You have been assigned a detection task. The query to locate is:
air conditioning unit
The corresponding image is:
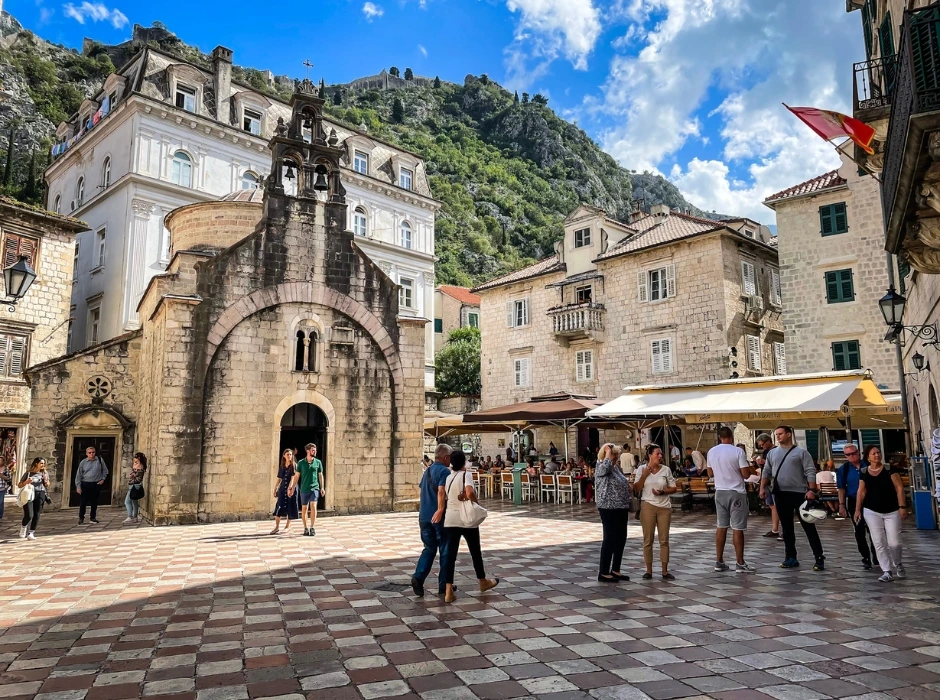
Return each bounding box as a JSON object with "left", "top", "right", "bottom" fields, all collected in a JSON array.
[{"left": 747, "top": 294, "right": 764, "bottom": 312}]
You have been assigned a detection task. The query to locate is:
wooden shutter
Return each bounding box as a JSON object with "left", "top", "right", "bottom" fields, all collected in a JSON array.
[
  {"left": 805, "top": 430, "right": 820, "bottom": 460},
  {"left": 741, "top": 260, "right": 756, "bottom": 295},
  {"left": 651, "top": 340, "right": 662, "bottom": 374},
  {"left": 9, "top": 335, "right": 25, "bottom": 376},
  {"left": 862, "top": 0, "right": 873, "bottom": 58},
  {"left": 506, "top": 301, "right": 514, "bottom": 328},
  {"left": 879, "top": 11, "right": 895, "bottom": 58},
  {"left": 637, "top": 271, "right": 648, "bottom": 302},
  {"left": 521, "top": 358, "right": 530, "bottom": 387},
  {"left": 665, "top": 264, "right": 676, "bottom": 298},
  {"left": 820, "top": 205, "right": 834, "bottom": 236},
  {"left": 832, "top": 342, "right": 846, "bottom": 371},
  {"left": 898, "top": 259, "right": 911, "bottom": 295},
  {"left": 840, "top": 269, "right": 854, "bottom": 300},
  {"left": 660, "top": 339, "right": 673, "bottom": 373},
  {"left": 773, "top": 342, "right": 787, "bottom": 375},
  {"left": 833, "top": 202, "right": 848, "bottom": 233},
  {"left": 746, "top": 334, "right": 761, "bottom": 371},
  {"left": 0, "top": 334, "right": 7, "bottom": 376},
  {"left": 770, "top": 270, "right": 782, "bottom": 306},
  {"left": 825, "top": 271, "right": 839, "bottom": 301},
  {"left": 521, "top": 298, "right": 529, "bottom": 326},
  {"left": 2, "top": 233, "right": 38, "bottom": 269},
  {"left": 846, "top": 340, "right": 861, "bottom": 369},
  {"left": 861, "top": 429, "right": 882, "bottom": 453}
]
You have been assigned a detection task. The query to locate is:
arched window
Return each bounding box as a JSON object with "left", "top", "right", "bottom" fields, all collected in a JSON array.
[
  {"left": 241, "top": 171, "right": 259, "bottom": 190},
  {"left": 53, "top": 194, "right": 61, "bottom": 214},
  {"left": 171, "top": 151, "right": 193, "bottom": 187},
  {"left": 101, "top": 156, "right": 111, "bottom": 189},
  {"left": 76, "top": 176, "right": 85, "bottom": 207},
  {"left": 353, "top": 207, "right": 367, "bottom": 237},
  {"left": 930, "top": 385, "right": 939, "bottom": 433},
  {"left": 293, "top": 328, "right": 320, "bottom": 372},
  {"left": 295, "top": 330, "right": 306, "bottom": 371},
  {"left": 307, "top": 330, "right": 318, "bottom": 372},
  {"left": 400, "top": 221, "right": 412, "bottom": 249}
]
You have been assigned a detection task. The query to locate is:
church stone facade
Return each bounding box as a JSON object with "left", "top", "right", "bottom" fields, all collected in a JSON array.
[{"left": 26, "top": 82, "right": 425, "bottom": 524}]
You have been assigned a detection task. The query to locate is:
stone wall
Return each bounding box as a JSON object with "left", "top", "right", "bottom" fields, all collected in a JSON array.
[
  {"left": 773, "top": 162, "right": 898, "bottom": 390},
  {"left": 167, "top": 200, "right": 263, "bottom": 256}
]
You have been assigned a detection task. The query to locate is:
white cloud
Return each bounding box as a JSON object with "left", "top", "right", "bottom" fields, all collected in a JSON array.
[
  {"left": 62, "top": 1, "right": 127, "bottom": 27},
  {"left": 418, "top": 44, "right": 428, "bottom": 57},
  {"left": 595, "top": 0, "right": 863, "bottom": 222},
  {"left": 503, "top": 0, "right": 601, "bottom": 88},
  {"left": 362, "top": 2, "right": 384, "bottom": 20}
]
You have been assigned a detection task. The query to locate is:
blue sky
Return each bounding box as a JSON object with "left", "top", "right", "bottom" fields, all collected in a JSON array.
[{"left": 7, "top": 0, "right": 864, "bottom": 223}]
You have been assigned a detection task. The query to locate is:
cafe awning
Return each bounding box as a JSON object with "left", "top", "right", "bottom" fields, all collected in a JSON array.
[
  {"left": 587, "top": 371, "right": 892, "bottom": 428},
  {"left": 424, "top": 411, "right": 526, "bottom": 438},
  {"left": 464, "top": 392, "right": 605, "bottom": 423}
]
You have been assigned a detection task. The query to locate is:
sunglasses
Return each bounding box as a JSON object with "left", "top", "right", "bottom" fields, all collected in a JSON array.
[{"left": 844, "top": 451, "right": 858, "bottom": 456}]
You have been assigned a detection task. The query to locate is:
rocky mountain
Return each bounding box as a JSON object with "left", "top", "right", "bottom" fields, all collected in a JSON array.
[{"left": 0, "top": 14, "right": 711, "bottom": 285}]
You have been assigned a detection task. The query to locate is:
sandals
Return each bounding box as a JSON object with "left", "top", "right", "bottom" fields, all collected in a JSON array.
[
  {"left": 269, "top": 527, "right": 279, "bottom": 535},
  {"left": 662, "top": 572, "right": 675, "bottom": 580}
]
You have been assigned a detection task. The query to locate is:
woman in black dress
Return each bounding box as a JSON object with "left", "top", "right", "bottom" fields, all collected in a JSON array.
[{"left": 271, "top": 448, "right": 299, "bottom": 534}]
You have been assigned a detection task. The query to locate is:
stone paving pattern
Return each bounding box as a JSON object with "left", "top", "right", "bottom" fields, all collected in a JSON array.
[{"left": 1, "top": 499, "right": 939, "bottom": 700}]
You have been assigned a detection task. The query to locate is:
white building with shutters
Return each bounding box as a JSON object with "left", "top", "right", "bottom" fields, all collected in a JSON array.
[
  {"left": 43, "top": 44, "right": 440, "bottom": 389},
  {"left": 473, "top": 204, "right": 783, "bottom": 457},
  {"left": 0, "top": 196, "right": 86, "bottom": 474},
  {"left": 764, "top": 158, "right": 904, "bottom": 460}
]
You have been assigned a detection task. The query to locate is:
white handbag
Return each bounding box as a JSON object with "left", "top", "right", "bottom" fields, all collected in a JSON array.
[
  {"left": 447, "top": 472, "right": 488, "bottom": 528},
  {"left": 17, "top": 483, "right": 34, "bottom": 506}
]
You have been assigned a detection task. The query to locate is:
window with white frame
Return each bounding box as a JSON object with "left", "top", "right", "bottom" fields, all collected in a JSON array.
[
  {"left": 574, "top": 228, "right": 591, "bottom": 248},
  {"left": 88, "top": 305, "right": 101, "bottom": 346},
  {"left": 353, "top": 208, "right": 367, "bottom": 236},
  {"left": 575, "top": 284, "right": 592, "bottom": 304},
  {"left": 513, "top": 357, "right": 531, "bottom": 388},
  {"left": 76, "top": 176, "right": 85, "bottom": 207},
  {"left": 651, "top": 338, "right": 673, "bottom": 375},
  {"left": 770, "top": 269, "right": 782, "bottom": 306},
  {"left": 243, "top": 108, "right": 262, "bottom": 136},
  {"left": 0, "top": 331, "right": 29, "bottom": 379},
  {"left": 53, "top": 194, "right": 61, "bottom": 214},
  {"left": 101, "top": 156, "right": 111, "bottom": 189},
  {"left": 741, "top": 260, "right": 757, "bottom": 296},
  {"left": 399, "top": 167, "right": 413, "bottom": 190},
  {"left": 172, "top": 151, "right": 193, "bottom": 188},
  {"left": 241, "top": 171, "right": 259, "bottom": 190},
  {"left": 576, "top": 349, "right": 594, "bottom": 382},
  {"left": 354, "top": 151, "right": 369, "bottom": 175},
  {"left": 400, "top": 221, "right": 412, "bottom": 249},
  {"left": 399, "top": 277, "right": 414, "bottom": 309},
  {"left": 467, "top": 311, "right": 479, "bottom": 328},
  {"left": 773, "top": 341, "right": 787, "bottom": 375},
  {"left": 746, "top": 334, "right": 762, "bottom": 371},
  {"left": 506, "top": 298, "right": 529, "bottom": 328},
  {"left": 175, "top": 83, "right": 197, "bottom": 112},
  {"left": 638, "top": 265, "right": 676, "bottom": 302},
  {"left": 94, "top": 227, "right": 106, "bottom": 268},
  {"left": 107, "top": 90, "right": 117, "bottom": 110}
]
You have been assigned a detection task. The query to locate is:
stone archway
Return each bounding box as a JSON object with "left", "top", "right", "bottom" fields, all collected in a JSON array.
[{"left": 272, "top": 390, "right": 336, "bottom": 510}]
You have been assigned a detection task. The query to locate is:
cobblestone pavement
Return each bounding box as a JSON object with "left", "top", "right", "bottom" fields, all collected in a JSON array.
[{"left": 1, "top": 498, "right": 940, "bottom": 700}]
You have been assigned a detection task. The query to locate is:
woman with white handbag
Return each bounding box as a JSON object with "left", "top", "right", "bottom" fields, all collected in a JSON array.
[
  {"left": 441, "top": 450, "right": 499, "bottom": 603},
  {"left": 17, "top": 458, "right": 50, "bottom": 539}
]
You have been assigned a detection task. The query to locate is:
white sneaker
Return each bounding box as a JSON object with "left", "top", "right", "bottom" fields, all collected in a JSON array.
[
  {"left": 19, "top": 526, "right": 27, "bottom": 539},
  {"left": 123, "top": 517, "right": 134, "bottom": 523},
  {"left": 878, "top": 571, "right": 894, "bottom": 582},
  {"left": 135, "top": 516, "right": 142, "bottom": 523},
  {"left": 895, "top": 565, "right": 906, "bottom": 579},
  {"left": 26, "top": 532, "right": 36, "bottom": 540},
  {"left": 736, "top": 561, "right": 757, "bottom": 573}
]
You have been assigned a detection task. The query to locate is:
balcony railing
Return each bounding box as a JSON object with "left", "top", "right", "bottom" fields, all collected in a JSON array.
[
  {"left": 547, "top": 302, "right": 605, "bottom": 336},
  {"left": 853, "top": 54, "right": 897, "bottom": 114}
]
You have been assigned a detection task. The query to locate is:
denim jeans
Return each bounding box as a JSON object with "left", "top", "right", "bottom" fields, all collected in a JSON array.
[
  {"left": 413, "top": 521, "right": 450, "bottom": 591},
  {"left": 125, "top": 488, "right": 140, "bottom": 519}
]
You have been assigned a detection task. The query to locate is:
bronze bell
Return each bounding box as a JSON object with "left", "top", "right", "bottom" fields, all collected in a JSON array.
[
  {"left": 284, "top": 162, "right": 296, "bottom": 180},
  {"left": 313, "top": 171, "right": 329, "bottom": 191}
]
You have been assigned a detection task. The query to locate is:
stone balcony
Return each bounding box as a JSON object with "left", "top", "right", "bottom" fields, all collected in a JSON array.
[{"left": 547, "top": 302, "right": 605, "bottom": 344}]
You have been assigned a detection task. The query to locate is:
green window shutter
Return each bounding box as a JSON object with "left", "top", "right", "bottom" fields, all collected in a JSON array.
[
  {"left": 805, "top": 430, "right": 819, "bottom": 461},
  {"left": 847, "top": 340, "right": 861, "bottom": 369},
  {"left": 820, "top": 205, "right": 834, "bottom": 235},
  {"left": 825, "top": 271, "right": 839, "bottom": 302},
  {"left": 880, "top": 12, "right": 895, "bottom": 57},
  {"left": 840, "top": 269, "right": 855, "bottom": 301},
  {"left": 833, "top": 202, "right": 848, "bottom": 233},
  {"left": 862, "top": 0, "right": 875, "bottom": 58},
  {"left": 898, "top": 259, "right": 911, "bottom": 295},
  {"left": 861, "top": 429, "right": 882, "bottom": 453},
  {"left": 825, "top": 269, "right": 854, "bottom": 303},
  {"left": 434, "top": 318, "right": 443, "bottom": 333},
  {"left": 832, "top": 342, "right": 845, "bottom": 370}
]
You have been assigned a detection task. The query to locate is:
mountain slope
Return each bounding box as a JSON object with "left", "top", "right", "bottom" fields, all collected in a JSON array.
[{"left": 0, "top": 15, "right": 710, "bottom": 285}]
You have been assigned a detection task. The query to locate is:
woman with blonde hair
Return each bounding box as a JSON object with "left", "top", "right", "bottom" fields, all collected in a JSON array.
[
  {"left": 271, "top": 448, "right": 299, "bottom": 534},
  {"left": 18, "top": 457, "right": 50, "bottom": 539},
  {"left": 634, "top": 444, "right": 678, "bottom": 580}
]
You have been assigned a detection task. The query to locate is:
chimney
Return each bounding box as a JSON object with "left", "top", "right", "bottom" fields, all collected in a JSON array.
[
  {"left": 211, "top": 45, "right": 233, "bottom": 123},
  {"left": 650, "top": 204, "right": 671, "bottom": 218}
]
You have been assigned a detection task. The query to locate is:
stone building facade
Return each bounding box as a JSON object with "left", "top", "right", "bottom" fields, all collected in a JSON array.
[
  {"left": 473, "top": 205, "right": 783, "bottom": 457},
  {"left": 26, "top": 83, "right": 425, "bottom": 523},
  {"left": 434, "top": 285, "right": 480, "bottom": 347},
  {"left": 0, "top": 197, "right": 85, "bottom": 475}
]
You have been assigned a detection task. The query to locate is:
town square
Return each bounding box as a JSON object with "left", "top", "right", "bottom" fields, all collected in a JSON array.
[{"left": 2, "top": 0, "right": 940, "bottom": 698}]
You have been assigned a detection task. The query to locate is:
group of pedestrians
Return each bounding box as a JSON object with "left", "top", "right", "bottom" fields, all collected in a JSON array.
[
  {"left": 270, "top": 443, "right": 324, "bottom": 536},
  {"left": 412, "top": 443, "right": 499, "bottom": 603}
]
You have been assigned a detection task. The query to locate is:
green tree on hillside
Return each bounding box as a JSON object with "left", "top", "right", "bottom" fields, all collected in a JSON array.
[
  {"left": 434, "top": 76, "right": 441, "bottom": 88},
  {"left": 391, "top": 97, "right": 404, "bottom": 123},
  {"left": 435, "top": 327, "right": 481, "bottom": 397},
  {"left": 389, "top": 66, "right": 400, "bottom": 77},
  {"left": 404, "top": 67, "right": 414, "bottom": 80}
]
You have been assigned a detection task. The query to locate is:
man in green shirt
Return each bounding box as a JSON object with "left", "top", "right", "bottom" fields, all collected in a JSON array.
[{"left": 290, "top": 443, "right": 324, "bottom": 536}]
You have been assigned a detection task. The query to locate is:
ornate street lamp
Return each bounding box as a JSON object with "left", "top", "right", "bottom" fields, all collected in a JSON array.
[
  {"left": 2, "top": 255, "right": 37, "bottom": 312},
  {"left": 913, "top": 351, "right": 930, "bottom": 373},
  {"left": 879, "top": 286, "right": 939, "bottom": 346}
]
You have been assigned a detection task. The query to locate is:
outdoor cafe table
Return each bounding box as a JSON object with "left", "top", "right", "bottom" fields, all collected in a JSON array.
[{"left": 477, "top": 472, "right": 494, "bottom": 498}]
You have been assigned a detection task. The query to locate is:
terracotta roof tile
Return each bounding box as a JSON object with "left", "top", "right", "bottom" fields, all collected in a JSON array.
[
  {"left": 472, "top": 256, "right": 564, "bottom": 293},
  {"left": 437, "top": 285, "right": 481, "bottom": 306},
  {"left": 597, "top": 213, "right": 721, "bottom": 260},
  {"left": 763, "top": 170, "right": 847, "bottom": 204}
]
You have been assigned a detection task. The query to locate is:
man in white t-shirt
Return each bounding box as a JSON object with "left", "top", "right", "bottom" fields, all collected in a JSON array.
[
  {"left": 619, "top": 445, "right": 637, "bottom": 475},
  {"left": 707, "top": 426, "right": 757, "bottom": 573}
]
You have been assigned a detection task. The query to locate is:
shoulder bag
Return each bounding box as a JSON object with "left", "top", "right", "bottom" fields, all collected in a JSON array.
[
  {"left": 130, "top": 483, "right": 145, "bottom": 500},
  {"left": 447, "top": 471, "right": 488, "bottom": 528},
  {"left": 767, "top": 446, "right": 797, "bottom": 494},
  {"left": 17, "top": 483, "right": 34, "bottom": 506}
]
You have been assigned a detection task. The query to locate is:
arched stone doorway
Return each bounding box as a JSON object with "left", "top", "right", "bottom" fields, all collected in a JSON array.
[
  {"left": 280, "top": 403, "right": 328, "bottom": 510},
  {"left": 930, "top": 386, "right": 940, "bottom": 436}
]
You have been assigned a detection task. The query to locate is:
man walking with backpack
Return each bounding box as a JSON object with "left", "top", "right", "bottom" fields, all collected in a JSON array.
[
  {"left": 760, "top": 426, "right": 825, "bottom": 570},
  {"left": 837, "top": 442, "right": 877, "bottom": 569}
]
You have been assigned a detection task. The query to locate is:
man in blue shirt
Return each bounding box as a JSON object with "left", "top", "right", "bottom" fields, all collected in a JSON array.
[
  {"left": 837, "top": 443, "right": 877, "bottom": 569},
  {"left": 412, "top": 444, "right": 452, "bottom": 597}
]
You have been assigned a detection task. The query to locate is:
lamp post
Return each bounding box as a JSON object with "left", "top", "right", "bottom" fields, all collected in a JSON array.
[{"left": 2, "top": 255, "right": 37, "bottom": 312}]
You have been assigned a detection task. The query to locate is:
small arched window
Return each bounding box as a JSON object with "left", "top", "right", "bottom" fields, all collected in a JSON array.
[
  {"left": 293, "top": 328, "right": 320, "bottom": 373},
  {"left": 241, "top": 171, "right": 259, "bottom": 190},
  {"left": 53, "top": 194, "right": 61, "bottom": 214},
  {"left": 101, "top": 156, "right": 111, "bottom": 189},
  {"left": 400, "top": 221, "right": 412, "bottom": 249},
  {"left": 353, "top": 207, "right": 367, "bottom": 236},
  {"left": 76, "top": 176, "right": 85, "bottom": 207},
  {"left": 307, "top": 330, "right": 318, "bottom": 372},
  {"left": 295, "top": 330, "right": 306, "bottom": 371},
  {"left": 171, "top": 151, "right": 193, "bottom": 188}
]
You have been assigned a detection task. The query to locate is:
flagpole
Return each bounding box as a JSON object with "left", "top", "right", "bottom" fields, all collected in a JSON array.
[{"left": 834, "top": 140, "right": 882, "bottom": 182}]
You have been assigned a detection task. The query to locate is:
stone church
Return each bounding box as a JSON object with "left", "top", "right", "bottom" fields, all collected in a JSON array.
[{"left": 26, "top": 81, "right": 426, "bottom": 524}]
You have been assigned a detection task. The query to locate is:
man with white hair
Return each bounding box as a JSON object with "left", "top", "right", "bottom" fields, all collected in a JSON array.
[{"left": 412, "top": 443, "right": 453, "bottom": 597}]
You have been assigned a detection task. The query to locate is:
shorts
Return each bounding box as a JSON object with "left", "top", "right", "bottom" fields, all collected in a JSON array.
[
  {"left": 716, "top": 490, "right": 748, "bottom": 531},
  {"left": 300, "top": 489, "right": 320, "bottom": 506},
  {"left": 764, "top": 493, "right": 775, "bottom": 506}
]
